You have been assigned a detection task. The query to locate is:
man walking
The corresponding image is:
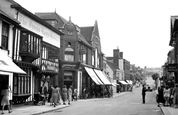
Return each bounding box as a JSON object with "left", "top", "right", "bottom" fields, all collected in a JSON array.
[{"left": 142, "top": 84, "right": 146, "bottom": 104}]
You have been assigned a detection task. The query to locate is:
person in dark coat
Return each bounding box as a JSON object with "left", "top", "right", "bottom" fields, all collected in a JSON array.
[
  {"left": 142, "top": 84, "right": 146, "bottom": 104},
  {"left": 48, "top": 85, "right": 53, "bottom": 103},
  {"left": 157, "top": 85, "right": 165, "bottom": 107}
]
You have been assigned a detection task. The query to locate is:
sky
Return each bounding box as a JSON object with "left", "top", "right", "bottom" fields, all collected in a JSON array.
[{"left": 14, "top": 0, "right": 176, "bottom": 68}]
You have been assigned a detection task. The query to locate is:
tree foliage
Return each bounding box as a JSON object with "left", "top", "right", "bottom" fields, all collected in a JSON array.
[{"left": 152, "top": 73, "right": 159, "bottom": 81}]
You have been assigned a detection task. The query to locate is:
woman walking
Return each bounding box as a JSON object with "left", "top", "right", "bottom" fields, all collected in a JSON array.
[
  {"left": 68, "top": 86, "right": 72, "bottom": 105},
  {"left": 51, "top": 85, "right": 59, "bottom": 107},
  {"left": 173, "top": 84, "right": 178, "bottom": 108},
  {"left": 1, "top": 85, "right": 12, "bottom": 114},
  {"left": 62, "top": 85, "right": 67, "bottom": 105}
]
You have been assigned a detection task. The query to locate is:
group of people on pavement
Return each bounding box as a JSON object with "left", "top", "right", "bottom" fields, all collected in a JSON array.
[
  {"left": 47, "top": 85, "right": 78, "bottom": 107},
  {"left": 156, "top": 84, "right": 178, "bottom": 108},
  {"left": 141, "top": 83, "right": 178, "bottom": 109},
  {"left": 82, "top": 86, "right": 113, "bottom": 99},
  {"left": 35, "top": 84, "right": 78, "bottom": 107}
]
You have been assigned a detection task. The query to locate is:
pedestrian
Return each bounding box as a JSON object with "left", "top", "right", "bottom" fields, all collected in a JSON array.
[
  {"left": 83, "top": 87, "right": 88, "bottom": 99},
  {"left": 51, "top": 85, "right": 59, "bottom": 107},
  {"left": 57, "top": 86, "right": 61, "bottom": 105},
  {"left": 48, "top": 85, "right": 53, "bottom": 103},
  {"left": 1, "top": 85, "right": 12, "bottom": 114},
  {"left": 172, "top": 84, "right": 178, "bottom": 108},
  {"left": 67, "top": 85, "right": 72, "bottom": 105},
  {"left": 42, "top": 86, "right": 47, "bottom": 105},
  {"left": 142, "top": 84, "right": 146, "bottom": 104},
  {"left": 157, "top": 85, "right": 165, "bottom": 107},
  {"left": 73, "top": 88, "right": 78, "bottom": 101},
  {"left": 62, "top": 85, "right": 67, "bottom": 105},
  {"left": 163, "top": 86, "right": 170, "bottom": 106},
  {"left": 169, "top": 86, "right": 174, "bottom": 107}
]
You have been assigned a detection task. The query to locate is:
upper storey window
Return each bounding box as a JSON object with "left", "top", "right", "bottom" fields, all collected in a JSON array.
[
  {"left": 1, "top": 22, "right": 9, "bottom": 50},
  {"left": 64, "top": 42, "right": 74, "bottom": 61}
]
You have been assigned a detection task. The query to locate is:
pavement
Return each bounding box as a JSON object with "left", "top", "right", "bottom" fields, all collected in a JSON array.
[
  {"left": 160, "top": 106, "right": 178, "bottom": 115},
  {"left": 1, "top": 92, "right": 124, "bottom": 115},
  {"left": 1, "top": 91, "right": 177, "bottom": 115}
]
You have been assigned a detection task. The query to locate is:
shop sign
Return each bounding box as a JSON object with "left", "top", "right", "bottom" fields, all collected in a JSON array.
[
  {"left": 62, "top": 64, "right": 77, "bottom": 69},
  {"left": 60, "top": 61, "right": 80, "bottom": 69},
  {"left": 42, "top": 60, "right": 59, "bottom": 72},
  {"left": 79, "top": 49, "right": 86, "bottom": 55},
  {"left": 18, "top": 13, "right": 60, "bottom": 47},
  {"left": 167, "top": 64, "right": 178, "bottom": 72}
]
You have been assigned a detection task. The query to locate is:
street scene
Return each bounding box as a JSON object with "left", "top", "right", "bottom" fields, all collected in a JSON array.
[
  {"left": 38, "top": 86, "right": 162, "bottom": 115},
  {"left": 0, "top": 0, "right": 178, "bottom": 115}
]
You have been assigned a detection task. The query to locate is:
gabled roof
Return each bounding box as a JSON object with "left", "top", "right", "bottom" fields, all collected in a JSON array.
[
  {"left": 107, "top": 61, "right": 120, "bottom": 71},
  {"left": 35, "top": 12, "right": 68, "bottom": 29},
  {"left": 80, "top": 26, "right": 94, "bottom": 43}
]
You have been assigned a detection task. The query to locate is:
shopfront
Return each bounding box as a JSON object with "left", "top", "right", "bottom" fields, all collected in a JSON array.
[
  {"left": 59, "top": 61, "right": 80, "bottom": 89},
  {"left": 0, "top": 49, "right": 26, "bottom": 106}
]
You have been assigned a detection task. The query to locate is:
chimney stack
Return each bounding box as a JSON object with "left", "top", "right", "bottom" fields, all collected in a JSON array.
[
  {"left": 113, "top": 46, "right": 120, "bottom": 67},
  {"left": 120, "top": 52, "right": 123, "bottom": 59}
]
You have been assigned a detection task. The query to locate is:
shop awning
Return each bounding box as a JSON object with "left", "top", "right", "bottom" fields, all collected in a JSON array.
[
  {"left": 126, "top": 80, "right": 133, "bottom": 85},
  {"left": 111, "top": 82, "right": 119, "bottom": 86},
  {"left": 93, "top": 69, "right": 112, "bottom": 85},
  {"left": 119, "top": 81, "right": 128, "bottom": 85},
  {"left": 84, "top": 67, "right": 103, "bottom": 85},
  {"left": 0, "top": 50, "right": 26, "bottom": 74}
]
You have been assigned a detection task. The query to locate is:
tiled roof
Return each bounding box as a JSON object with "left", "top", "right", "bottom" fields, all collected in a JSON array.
[
  {"left": 78, "top": 32, "right": 92, "bottom": 48},
  {"left": 107, "top": 61, "right": 119, "bottom": 70},
  {"left": 35, "top": 12, "right": 68, "bottom": 28},
  {"left": 80, "top": 26, "right": 94, "bottom": 43}
]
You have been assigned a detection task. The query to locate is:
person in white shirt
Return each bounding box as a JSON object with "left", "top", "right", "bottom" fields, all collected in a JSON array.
[{"left": 163, "top": 86, "right": 170, "bottom": 106}]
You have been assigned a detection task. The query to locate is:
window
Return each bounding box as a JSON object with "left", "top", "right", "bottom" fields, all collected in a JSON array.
[
  {"left": 20, "top": 31, "right": 41, "bottom": 55},
  {"left": 64, "top": 42, "right": 74, "bottom": 61},
  {"left": 1, "top": 22, "right": 9, "bottom": 50}
]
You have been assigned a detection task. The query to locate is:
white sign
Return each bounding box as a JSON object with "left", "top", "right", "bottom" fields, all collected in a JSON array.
[{"left": 18, "top": 13, "right": 60, "bottom": 47}]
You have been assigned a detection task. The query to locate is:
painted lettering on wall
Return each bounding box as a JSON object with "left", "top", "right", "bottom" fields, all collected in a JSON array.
[{"left": 18, "top": 13, "right": 60, "bottom": 47}]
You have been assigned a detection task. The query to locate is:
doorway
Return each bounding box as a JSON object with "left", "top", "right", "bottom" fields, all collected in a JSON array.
[
  {"left": 64, "top": 81, "right": 72, "bottom": 89},
  {"left": 0, "top": 75, "right": 9, "bottom": 110}
]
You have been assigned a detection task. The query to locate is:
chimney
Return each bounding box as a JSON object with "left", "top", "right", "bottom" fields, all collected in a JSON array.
[
  {"left": 120, "top": 52, "right": 123, "bottom": 59},
  {"left": 113, "top": 47, "right": 120, "bottom": 67}
]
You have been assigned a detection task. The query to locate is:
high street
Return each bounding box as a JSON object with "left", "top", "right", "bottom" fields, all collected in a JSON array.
[{"left": 40, "top": 86, "right": 162, "bottom": 115}]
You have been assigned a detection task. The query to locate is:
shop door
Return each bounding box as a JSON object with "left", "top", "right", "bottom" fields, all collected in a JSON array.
[
  {"left": 64, "top": 71, "right": 73, "bottom": 89},
  {"left": 64, "top": 81, "right": 72, "bottom": 89},
  {"left": 0, "top": 75, "right": 9, "bottom": 110}
]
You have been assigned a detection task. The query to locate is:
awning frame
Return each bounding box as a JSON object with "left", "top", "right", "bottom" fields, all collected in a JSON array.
[
  {"left": 84, "top": 67, "right": 103, "bottom": 85},
  {"left": 94, "top": 69, "right": 112, "bottom": 85}
]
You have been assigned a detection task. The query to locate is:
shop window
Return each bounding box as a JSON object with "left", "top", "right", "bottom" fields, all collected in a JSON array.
[
  {"left": 1, "top": 22, "right": 9, "bottom": 50},
  {"left": 13, "top": 67, "right": 31, "bottom": 95}
]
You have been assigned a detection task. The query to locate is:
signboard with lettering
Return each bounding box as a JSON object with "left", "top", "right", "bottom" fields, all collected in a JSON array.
[
  {"left": 41, "top": 60, "right": 59, "bottom": 73},
  {"left": 79, "top": 49, "right": 86, "bottom": 55},
  {"left": 167, "top": 64, "right": 178, "bottom": 72},
  {"left": 60, "top": 61, "right": 80, "bottom": 70},
  {"left": 18, "top": 13, "right": 60, "bottom": 48}
]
